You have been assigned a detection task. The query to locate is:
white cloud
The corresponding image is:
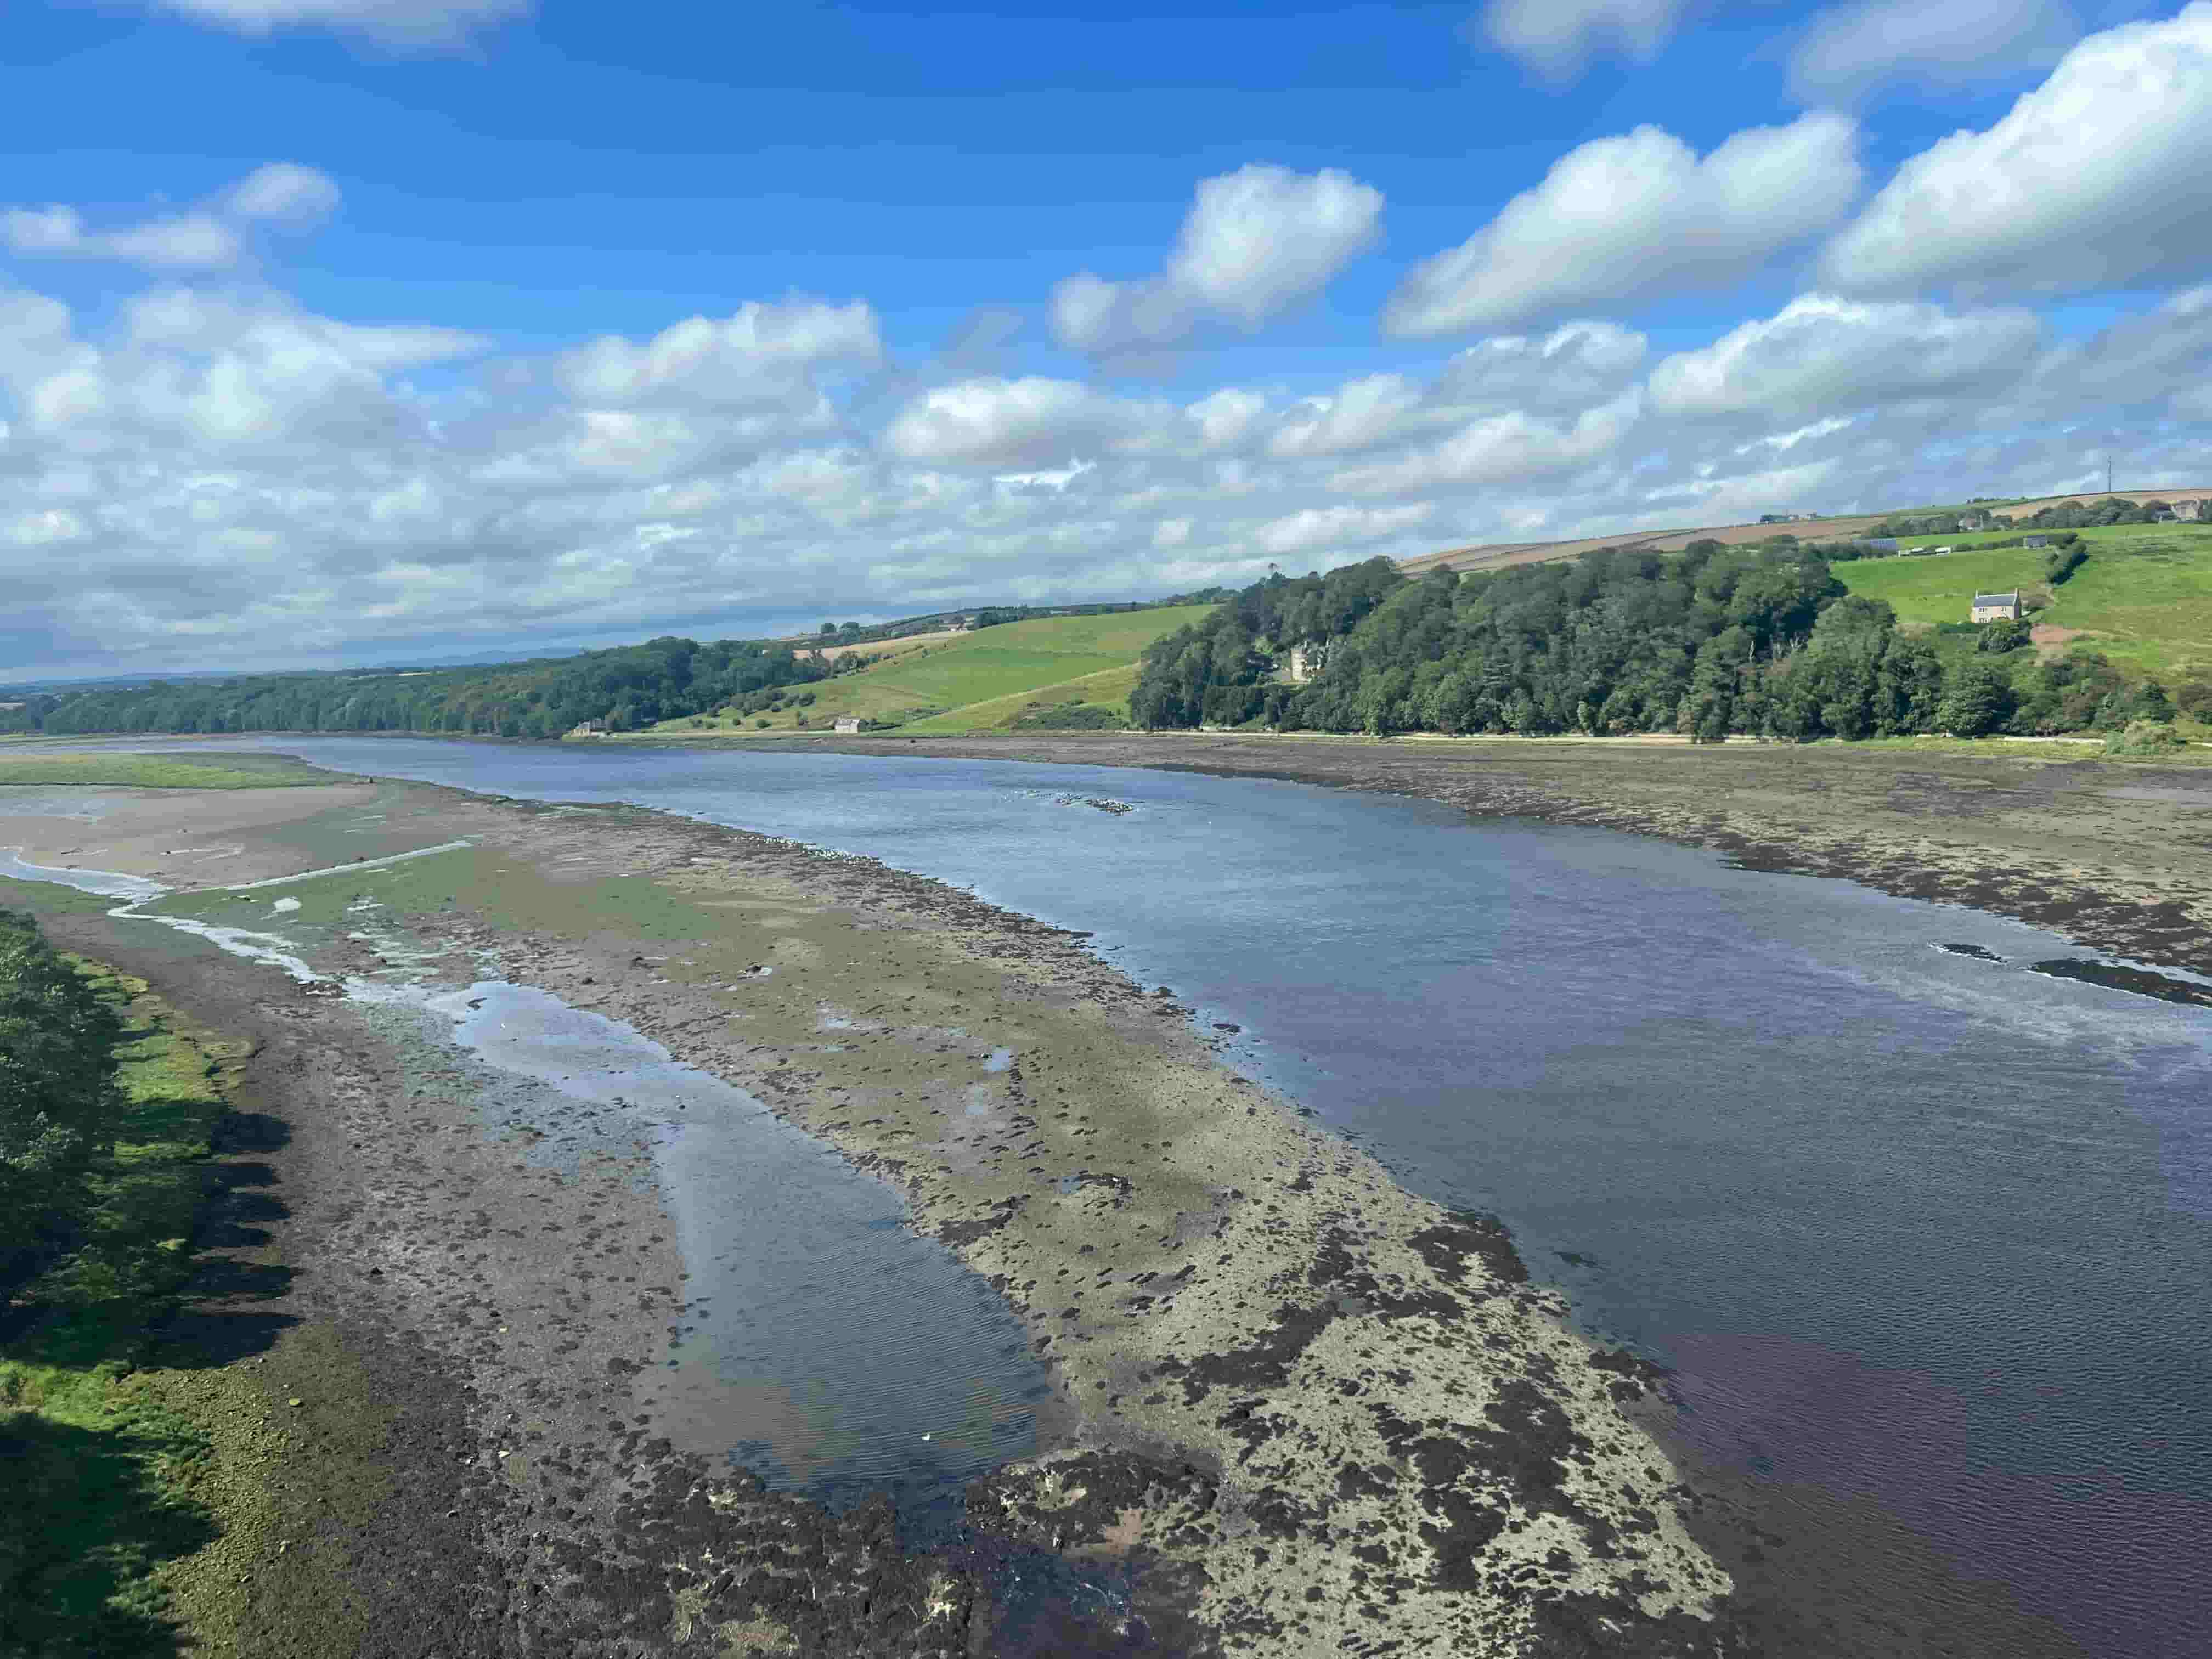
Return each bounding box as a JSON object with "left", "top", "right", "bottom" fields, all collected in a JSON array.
[
  {"left": 1152, "top": 517, "right": 1192, "bottom": 548},
  {"left": 2, "top": 205, "right": 241, "bottom": 270},
  {"left": 881, "top": 377, "right": 1158, "bottom": 469},
  {"left": 557, "top": 300, "right": 882, "bottom": 410},
  {"left": 225, "top": 163, "right": 342, "bottom": 229},
  {"left": 1648, "top": 294, "right": 2041, "bottom": 419},
  {"left": 149, "top": 0, "right": 528, "bottom": 48},
  {"left": 1186, "top": 387, "right": 1269, "bottom": 450},
  {"left": 1821, "top": 4, "right": 2212, "bottom": 297},
  {"left": 2, "top": 163, "right": 343, "bottom": 273},
  {"left": 1385, "top": 114, "right": 1861, "bottom": 335},
  {"left": 1432, "top": 320, "right": 1649, "bottom": 413},
  {"left": 1472, "top": 0, "right": 1688, "bottom": 80},
  {"left": 1254, "top": 501, "right": 1434, "bottom": 556},
  {"left": 1329, "top": 398, "right": 1642, "bottom": 496},
  {"left": 1051, "top": 164, "right": 1383, "bottom": 358},
  {"left": 1788, "top": 0, "right": 2078, "bottom": 104},
  {"left": 1268, "top": 375, "right": 1427, "bottom": 458}
]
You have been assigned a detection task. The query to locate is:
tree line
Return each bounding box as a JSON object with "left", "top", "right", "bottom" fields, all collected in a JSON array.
[
  {"left": 1, "top": 634, "right": 850, "bottom": 741},
  {"left": 1130, "top": 544, "right": 2197, "bottom": 742}
]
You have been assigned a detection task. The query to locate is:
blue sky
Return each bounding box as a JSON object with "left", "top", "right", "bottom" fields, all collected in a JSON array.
[{"left": 5, "top": 0, "right": 2211, "bottom": 675}]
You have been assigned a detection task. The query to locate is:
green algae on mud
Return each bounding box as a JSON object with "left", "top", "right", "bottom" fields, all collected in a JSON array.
[{"left": 0, "top": 752, "right": 340, "bottom": 791}]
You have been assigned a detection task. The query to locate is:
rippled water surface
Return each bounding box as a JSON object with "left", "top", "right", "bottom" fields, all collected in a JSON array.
[{"left": 57, "top": 736, "right": 2212, "bottom": 1655}]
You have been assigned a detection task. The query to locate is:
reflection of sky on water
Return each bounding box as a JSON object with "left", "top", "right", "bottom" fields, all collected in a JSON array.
[
  {"left": 391, "top": 979, "right": 1047, "bottom": 1522},
  {"left": 53, "top": 735, "right": 2212, "bottom": 1655}
]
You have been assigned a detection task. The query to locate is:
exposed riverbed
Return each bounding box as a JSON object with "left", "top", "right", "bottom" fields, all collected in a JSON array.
[{"left": 5, "top": 735, "right": 2209, "bottom": 1656}]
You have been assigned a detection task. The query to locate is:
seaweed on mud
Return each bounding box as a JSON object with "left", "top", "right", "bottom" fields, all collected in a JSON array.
[
  {"left": 1153, "top": 1299, "right": 1338, "bottom": 1407},
  {"left": 2027, "top": 956, "right": 2212, "bottom": 1007},
  {"left": 936, "top": 1193, "right": 1028, "bottom": 1246},
  {"left": 1408, "top": 1210, "right": 1530, "bottom": 1289}
]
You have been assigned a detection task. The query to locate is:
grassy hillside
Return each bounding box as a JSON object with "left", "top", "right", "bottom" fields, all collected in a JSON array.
[
  {"left": 1834, "top": 522, "right": 2212, "bottom": 679},
  {"left": 648, "top": 607, "right": 1214, "bottom": 734}
]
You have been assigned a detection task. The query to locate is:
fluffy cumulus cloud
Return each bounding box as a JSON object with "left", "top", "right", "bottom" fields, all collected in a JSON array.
[
  {"left": 2, "top": 163, "right": 341, "bottom": 273},
  {"left": 1648, "top": 294, "right": 2042, "bottom": 419},
  {"left": 224, "top": 163, "right": 343, "bottom": 229},
  {"left": 1, "top": 206, "right": 240, "bottom": 271},
  {"left": 147, "top": 0, "right": 529, "bottom": 48},
  {"left": 557, "top": 300, "right": 882, "bottom": 411},
  {"left": 1432, "top": 321, "right": 1649, "bottom": 414},
  {"left": 1385, "top": 114, "right": 1862, "bottom": 335},
  {"left": 1052, "top": 165, "right": 1383, "bottom": 359},
  {"left": 1254, "top": 502, "right": 1434, "bottom": 556},
  {"left": 1787, "top": 0, "right": 2079, "bottom": 103},
  {"left": 1472, "top": 0, "right": 1689, "bottom": 79},
  {"left": 1821, "top": 4, "right": 2212, "bottom": 297},
  {"left": 879, "top": 377, "right": 1141, "bottom": 470}
]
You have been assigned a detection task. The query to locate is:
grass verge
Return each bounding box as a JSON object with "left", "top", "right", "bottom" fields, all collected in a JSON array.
[
  {"left": 0, "top": 754, "right": 339, "bottom": 791},
  {"left": 1, "top": 959, "right": 270, "bottom": 1658}
]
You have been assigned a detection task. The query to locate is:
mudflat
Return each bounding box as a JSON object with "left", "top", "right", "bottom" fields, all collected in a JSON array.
[{"left": 9, "top": 772, "right": 1760, "bottom": 1657}]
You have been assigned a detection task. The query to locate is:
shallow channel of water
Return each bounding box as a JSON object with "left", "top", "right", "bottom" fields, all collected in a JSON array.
[{"left": 36, "top": 735, "right": 2212, "bottom": 1656}]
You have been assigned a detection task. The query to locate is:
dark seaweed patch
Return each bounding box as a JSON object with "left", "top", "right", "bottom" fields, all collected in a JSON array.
[
  {"left": 1408, "top": 1210, "right": 1529, "bottom": 1288},
  {"left": 1934, "top": 941, "right": 2005, "bottom": 962},
  {"left": 2027, "top": 957, "right": 2212, "bottom": 1007}
]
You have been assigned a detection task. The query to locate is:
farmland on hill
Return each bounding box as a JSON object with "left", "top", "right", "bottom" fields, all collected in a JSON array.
[
  {"left": 1833, "top": 522, "right": 2212, "bottom": 679},
  {"left": 645, "top": 606, "right": 1216, "bottom": 735}
]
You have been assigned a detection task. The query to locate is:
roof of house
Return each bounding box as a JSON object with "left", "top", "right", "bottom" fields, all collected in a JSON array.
[{"left": 1973, "top": 591, "right": 2022, "bottom": 604}]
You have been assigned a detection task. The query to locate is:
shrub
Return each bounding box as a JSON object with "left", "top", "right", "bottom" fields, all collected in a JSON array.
[{"left": 2104, "top": 720, "right": 2188, "bottom": 755}]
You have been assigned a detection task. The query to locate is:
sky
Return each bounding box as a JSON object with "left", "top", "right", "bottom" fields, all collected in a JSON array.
[{"left": 4, "top": 0, "right": 2212, "bottom": 678}]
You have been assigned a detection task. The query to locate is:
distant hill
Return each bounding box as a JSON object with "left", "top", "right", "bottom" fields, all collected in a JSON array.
[
  {"left": 637, "top": 607, "right": 1217, "bottom": 737},
  {"left": 1398, "top": 489, "right": 2212, "bottom": 578}
]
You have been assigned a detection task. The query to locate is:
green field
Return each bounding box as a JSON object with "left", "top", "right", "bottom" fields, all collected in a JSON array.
[
  {"left": 0, "top": 752, "right": 338, "bottom": 789},
  {"left": 1834, "top": 523, "right": 2212, "bottom": 680},
  {"left": 644, "top": 606, "right": 1212, "bottom": 735}
]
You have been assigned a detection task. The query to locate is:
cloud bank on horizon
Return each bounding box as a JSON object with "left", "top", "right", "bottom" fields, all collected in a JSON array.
[{"left": 4, "top": 0, "right": 2211, "bottom": 678}]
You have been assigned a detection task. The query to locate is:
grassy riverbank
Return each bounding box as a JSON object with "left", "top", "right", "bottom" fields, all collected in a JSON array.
[
  {"left": 1, "top": 940, "right": 268, "bottom": 1656},
  {"left": 0, "top": 753, "right": 339, "bottom": 791}
]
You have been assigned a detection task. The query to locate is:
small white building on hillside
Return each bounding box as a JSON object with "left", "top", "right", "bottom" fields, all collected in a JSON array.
[{"left": 833, "top": 716, "right": 864, "bottom": 734}]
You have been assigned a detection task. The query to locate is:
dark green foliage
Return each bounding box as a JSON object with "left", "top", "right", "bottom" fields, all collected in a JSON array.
[
  {"left": 1011, "top": 702, "right": 1126, "bottom": 730},
  {"left": 3, "top": 635, "right": 831, "bottom": 740},
  {"left": 1133, "top": 544, "right": 1878, "bottom": 738},
  {"left": 0, "top": 910, "right": 125, "bottom": 1290},
  {"left": 1936, "top": 662, "right": 2017, "bottom": 737},
  {"left": 2045, "top": 543, "right": 2089, "bottom": 585},
  {"left": 1977, "top": 618, "right": 2033, "bottom": 652}
]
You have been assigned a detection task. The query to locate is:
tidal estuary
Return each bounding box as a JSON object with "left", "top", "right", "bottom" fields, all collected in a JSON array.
[{"left": 14, "top": 734, "right": 2211, "bottom": 1656}]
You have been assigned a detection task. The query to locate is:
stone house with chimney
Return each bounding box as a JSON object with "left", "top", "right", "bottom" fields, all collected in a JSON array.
[{"left": 1971, "top": 591, "right": 2023, "bottom": 623}]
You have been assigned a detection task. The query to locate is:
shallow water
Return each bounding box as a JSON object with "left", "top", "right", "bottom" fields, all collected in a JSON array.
[
  {"left": 52, "top": 736, "right": 2212, "bottom": 1655},
  {"left": 368, "top": 980, "right": 1047, "bottom": 1520}
]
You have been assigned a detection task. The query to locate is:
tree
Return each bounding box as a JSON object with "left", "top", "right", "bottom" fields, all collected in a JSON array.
[
  {"left": 1936, "top": 662, "right": 2016, "bottom": 737},
  {"left": 820, "top": 623, "right": 836, "bottom": 635}
]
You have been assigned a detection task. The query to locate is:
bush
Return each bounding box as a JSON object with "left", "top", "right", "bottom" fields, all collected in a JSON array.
[
  {"left": 1, "top": 911, "right": 126, "bottom": 1292},
  {"left": 2104, "top": 720, "right": 2188, "bottom": 755},
  {"left": 1977, "top": 618, "right": 2032, "bottom": 653},
  {"left": 1012, "top": 701, "right": 1126, "bottom": 730}
]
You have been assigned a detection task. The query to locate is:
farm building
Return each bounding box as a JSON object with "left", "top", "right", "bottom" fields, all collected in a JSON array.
[
  {"left": 2023, "top": 534, "right": 2052, "bottom": 549},
  {"left": 1971, "top": 591, "right": 2023, "bottom": 623},
  {"left": 2171, "top": 499, "right": 2205, "bottom": 521},
  {"left": 833, "top": 716, "right": 864, "bottom": 733}
]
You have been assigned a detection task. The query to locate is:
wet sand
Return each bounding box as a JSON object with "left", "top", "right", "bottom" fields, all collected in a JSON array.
[{"left": 6, "top": 771, "right": 1756, "bottom": 1656}]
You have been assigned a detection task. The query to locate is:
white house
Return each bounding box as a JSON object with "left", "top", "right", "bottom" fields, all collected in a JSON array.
[{"left": 833, "top": 716, "right": 864, "bottom": 734}]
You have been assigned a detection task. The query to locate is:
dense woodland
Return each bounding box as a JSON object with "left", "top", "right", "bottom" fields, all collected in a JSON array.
[
  {"left": 1, "top": 635, "right": 845, "bottom": 740},
  {"left": 1130, "top": 544, "right": 2197, "bottom": 742}
]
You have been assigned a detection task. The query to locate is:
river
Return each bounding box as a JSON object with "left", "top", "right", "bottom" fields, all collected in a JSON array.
[{"left": 34, "top": 735, "right": 2212, "bottom": 1656}]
